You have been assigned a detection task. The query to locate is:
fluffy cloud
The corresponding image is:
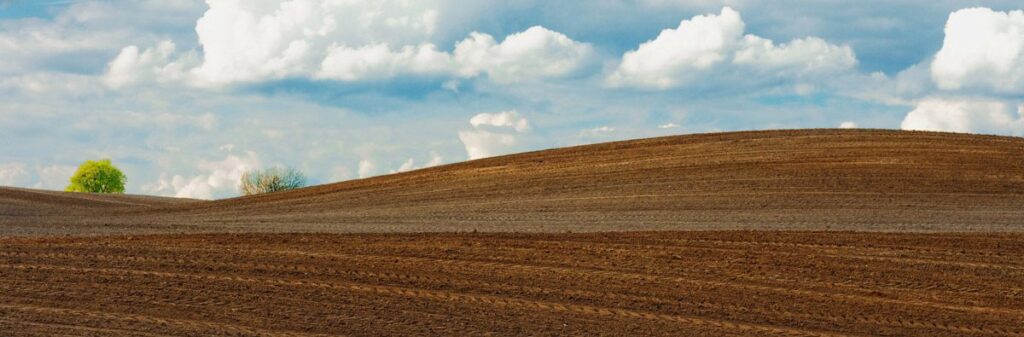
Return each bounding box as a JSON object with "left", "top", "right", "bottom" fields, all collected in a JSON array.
[
  {"left": 458, "top": 110, "right": 530, "bottom": 160},
  {"left": 901, "top": 97, "right": 1024, "bottom": 135},
  {"left": 609, "top": 7, "right": 745, "bottom": 88},
  {"left": 142, "top": 152, "right": 259, "bottom": 199},
  {"left": 469, "top": 110, "right": 531, "bottom": 132},
  {"left": 931, "top": 8, "right": 1024, "bottom": 92},
  {"left": 0, "top": 164, "right": 76, "bottom": 190},
  {"left": 189, "top": 0, "right": 440, "bottom": 86},
  {"left": 390, "top": 152, "right": 443, "bottom": 173},
  {"left": 838, "top": 121, "right": 858, "bottom": 129},
  {"left": 178, "top": 1, "right": 591, "bottom": 86},
  {"left": 0, "top": 163, "right": 31, "bottom": 187},
  {"left": 104, "top": 41, "right": 196, "bottom": 88},
  {"left": 608, "top": 7, "right": 856, "bottom": 89},
  {"left": 453, "top": 26, "right": 594, "bottom": 83},
  {"left": 734, "top": 36, "right": 856, "bottom": 76},
  {"left": 317, "top": 26, "right": 593, "bottom": 83},
  {"left": 318, "top": 43, "right": 452, "bottom": 81},
  {"left": 357, "top": 159, "right": 376, "bottom": 178}
]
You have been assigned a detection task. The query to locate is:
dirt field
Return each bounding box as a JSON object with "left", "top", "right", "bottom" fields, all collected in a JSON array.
[
  {"left": 3, "top": 129, "right": 1024, "bottom": 235},
  {"left": 2, "top": 129, "right": 1024, "bottom": 336},
  {"left": 2, "top": 232, "right": 1023, "bottom": 336}
]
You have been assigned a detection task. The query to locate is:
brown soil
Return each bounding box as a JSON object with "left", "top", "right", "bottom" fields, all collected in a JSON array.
[
  {"left": 3, "top": 129, "right": 1024, "bottom": 336},
  {"left": 2, "top": 231, "right": 1023, "bottom": 336},
  {"left": 3, "top": 129, "right": 1023, "bottom": 235}
]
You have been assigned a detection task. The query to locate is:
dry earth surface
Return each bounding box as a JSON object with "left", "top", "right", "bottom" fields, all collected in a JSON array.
[
  {"left": 1, "top": 129, "right": 1024, "bottom": 336},
  {"left": 2, "top": 232, "right": 1023, "bottom": 336},
  {"left": 2, "top": 129, "right": 1024, "bottom": 235}
]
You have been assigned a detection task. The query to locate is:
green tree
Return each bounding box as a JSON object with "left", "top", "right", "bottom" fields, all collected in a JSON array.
[
  {"left": 239, "top": 167, "right": 307, "bottom": 196},
  {"left": 66, "top": 159, "right": 127, "bottom": 193}
]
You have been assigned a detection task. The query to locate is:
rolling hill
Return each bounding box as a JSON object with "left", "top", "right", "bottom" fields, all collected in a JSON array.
[
  {"left": 4, "top": 128, "right": 1024, "bottom": 336},
  {"left": 2, "top": 128, "right": 1024, "bottom": 235}
]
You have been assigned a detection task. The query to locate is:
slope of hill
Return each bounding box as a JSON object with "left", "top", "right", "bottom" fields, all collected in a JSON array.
[
  {"left": 3, "top": 129, "right": 1024, "bottom": 235},
  {"left": 4, "top": 129, "right": 1024, "bottom": 336}
]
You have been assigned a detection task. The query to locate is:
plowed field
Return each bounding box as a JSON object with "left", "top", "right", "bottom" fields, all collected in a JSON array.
[
  {"left": 3, "top": 232, "right": 1023, "bottom": 336},
  {"left": 2, "top": 129, "right": 1024, "bottom": 336},
  {"left": 3, "top": 129, "right": 1024, "bottom": 235}
]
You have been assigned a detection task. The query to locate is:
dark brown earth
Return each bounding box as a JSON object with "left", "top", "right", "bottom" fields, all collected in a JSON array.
[
  {"left": 2, "top": 129, "right": 1024, "bottom": 336},
  {"left": 2, "top": 232, "right": 1023, "bottom": 336},
  {"left": 2, "top": 129, "right": 1024, "bottom": 235}
]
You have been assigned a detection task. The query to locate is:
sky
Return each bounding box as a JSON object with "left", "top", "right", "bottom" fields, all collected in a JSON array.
[{"left": 0, "top": 0, "right": 1022, "bottom": 199}]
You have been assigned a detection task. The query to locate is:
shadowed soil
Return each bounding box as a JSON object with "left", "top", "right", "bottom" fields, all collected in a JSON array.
[{"left": 2, "top": 232, "right": 1023, "bottom": 336}]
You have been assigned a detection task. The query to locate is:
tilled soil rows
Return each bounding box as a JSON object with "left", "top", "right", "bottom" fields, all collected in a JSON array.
[
  {"left": 2, "top": 231, "right": 1023, "bottom": 336},
  {"left": 4, "top": 129, "right": 1024, "bottom": 235}
]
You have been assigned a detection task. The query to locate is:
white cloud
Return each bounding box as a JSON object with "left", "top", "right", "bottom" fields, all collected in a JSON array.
[
  {"left": 142, "top": 152, "right": 259, "bottom": 199},
  {"left": 458, "top": 130, "right": 518, "bottom": 160},
  {"left": 734, "top": 36, "right": 856, "bottom": 76},
  {"left": 189, "top": 0, "right": 441, "bottom": 86},
  {"left": 838, "top": 121, "right": 858, "bottom": 129},
  {"left": 425, "top": 152, "right": 443, "bottom": 167},
  {"left": 658, "top": 123, "right": 680, "bottom": 129},
  {"left": 453, "top": 26, "right": 594, "bottom": 84},
  {"left": 0, "top": 163, "right": 30, "bottom": 187},
  {"left": 459, "top": 110, "right": 530, "bottom": 160},
  {"left": 394, "top": 158, "right": 416, "bottom": 173},
  {"left": 931, "top": 7, "right": 1024, "bottom": 92},
  {"left": 317, "top": 25, "right": 593, "bottom": 83},
  {"left": 609, "top": 7, "right": 744, "bottom": 89},
  {"left": 357, "top": 159, "right": 376, "bottom": 178},
  {"left": 390, "top": 152, "right": 444, "bottom": 173},
  {"left": 329, "top": 165, "right": 352, "bottom": 182},
  {"left": 901, "top": 97, "right": 1024, "bottom": 135},
  {"left": 34, "top": 165, "right": 76, "bottom": 190},
  {"left": 184, "top": 1, "right": 591, "bottom": 86},
  {"left": 579, "top": 126, "right": 615, "bottom": 138},
  {"left": 104, "top": 41, "right": 196, "bottom": 89},
  {"left": 469, "top": 110, "right": 530, "bottom": 132},
  {"left": 608, "top": 6, "right": 856, "bottom": 89},
  {"left": 318, "top": 43, "right": 453, "bottom": 81}
]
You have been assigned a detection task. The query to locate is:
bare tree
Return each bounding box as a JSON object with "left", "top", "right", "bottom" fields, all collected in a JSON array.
[{"left": 239, "top": 167, "right": 307, "bottom": 196}]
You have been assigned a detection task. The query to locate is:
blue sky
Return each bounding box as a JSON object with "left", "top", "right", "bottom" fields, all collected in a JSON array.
[{"left": 0, "top": 1, "right": 1022, "bottom": 199}]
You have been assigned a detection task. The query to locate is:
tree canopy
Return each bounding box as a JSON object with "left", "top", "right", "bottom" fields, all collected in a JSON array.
[
  {"left": 239, "top": 167, "right": 307, "bottom": 196},
  {"left": 66, "top": 159, "right": 127, "bottom": 193}
]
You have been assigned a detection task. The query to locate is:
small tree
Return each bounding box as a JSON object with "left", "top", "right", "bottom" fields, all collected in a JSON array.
[
  {"left": 66, "top": 159, "right": 127, "bottom": 193},
  {"left": 239, "top": 167, "right": 307, "bottom": 196}
]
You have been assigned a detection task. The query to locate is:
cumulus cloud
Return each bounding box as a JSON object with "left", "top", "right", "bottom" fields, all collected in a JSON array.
[
  {"left": 734, "top": 36, "right": 856, "bottom": 76},
  {"left": 469, "top": 110, "right": 531, "bottom": 132},
  {"left": 189, "top": 0, "right": 440, "bottom": 85},
  {"left": 901, "top": 97, "right": 1024, "bottom": 135},
  {"left": 357, "top": 159, "right": 376, "bottom": 178},
  {"left": 0, "top": 163, "right": 30, "bottom": 187},
  {"left": 458, "top": 110, "right": 530, "bottom": 160},
  {"left": 608, "top": 7, "right": 856, "bottom": 89},
  {"left": 178, "top": 1, "right": 591, "bottom": 86},
  {"left": 318, "top": 43, "right": 452, "bottom": 81},
  {"left": 609, "top": 7, "right": 744, "bottom": 88},
  {"left": 142, "top": 152, "right": 260, "bottom": 199},
  {"left": 931, "top": 8, "right": 1024, "bottom": 92},
  {"left": 33, "top": 165, "right": 76, "bottom": 190},
  {"left": 316, "top": 25, "right": 593, "bottom": 83},
  {"left": 104, "top": 41, "right": 197, "bottom": 88},
  {"left": 453, "top": 26, "right": 594, "bottom": 83},
  {"left": 838, "top": 121, "right": 858, "bottom": 129},
  {"left": 390, "top": 152, "right": 443, "bottom": 173}
]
